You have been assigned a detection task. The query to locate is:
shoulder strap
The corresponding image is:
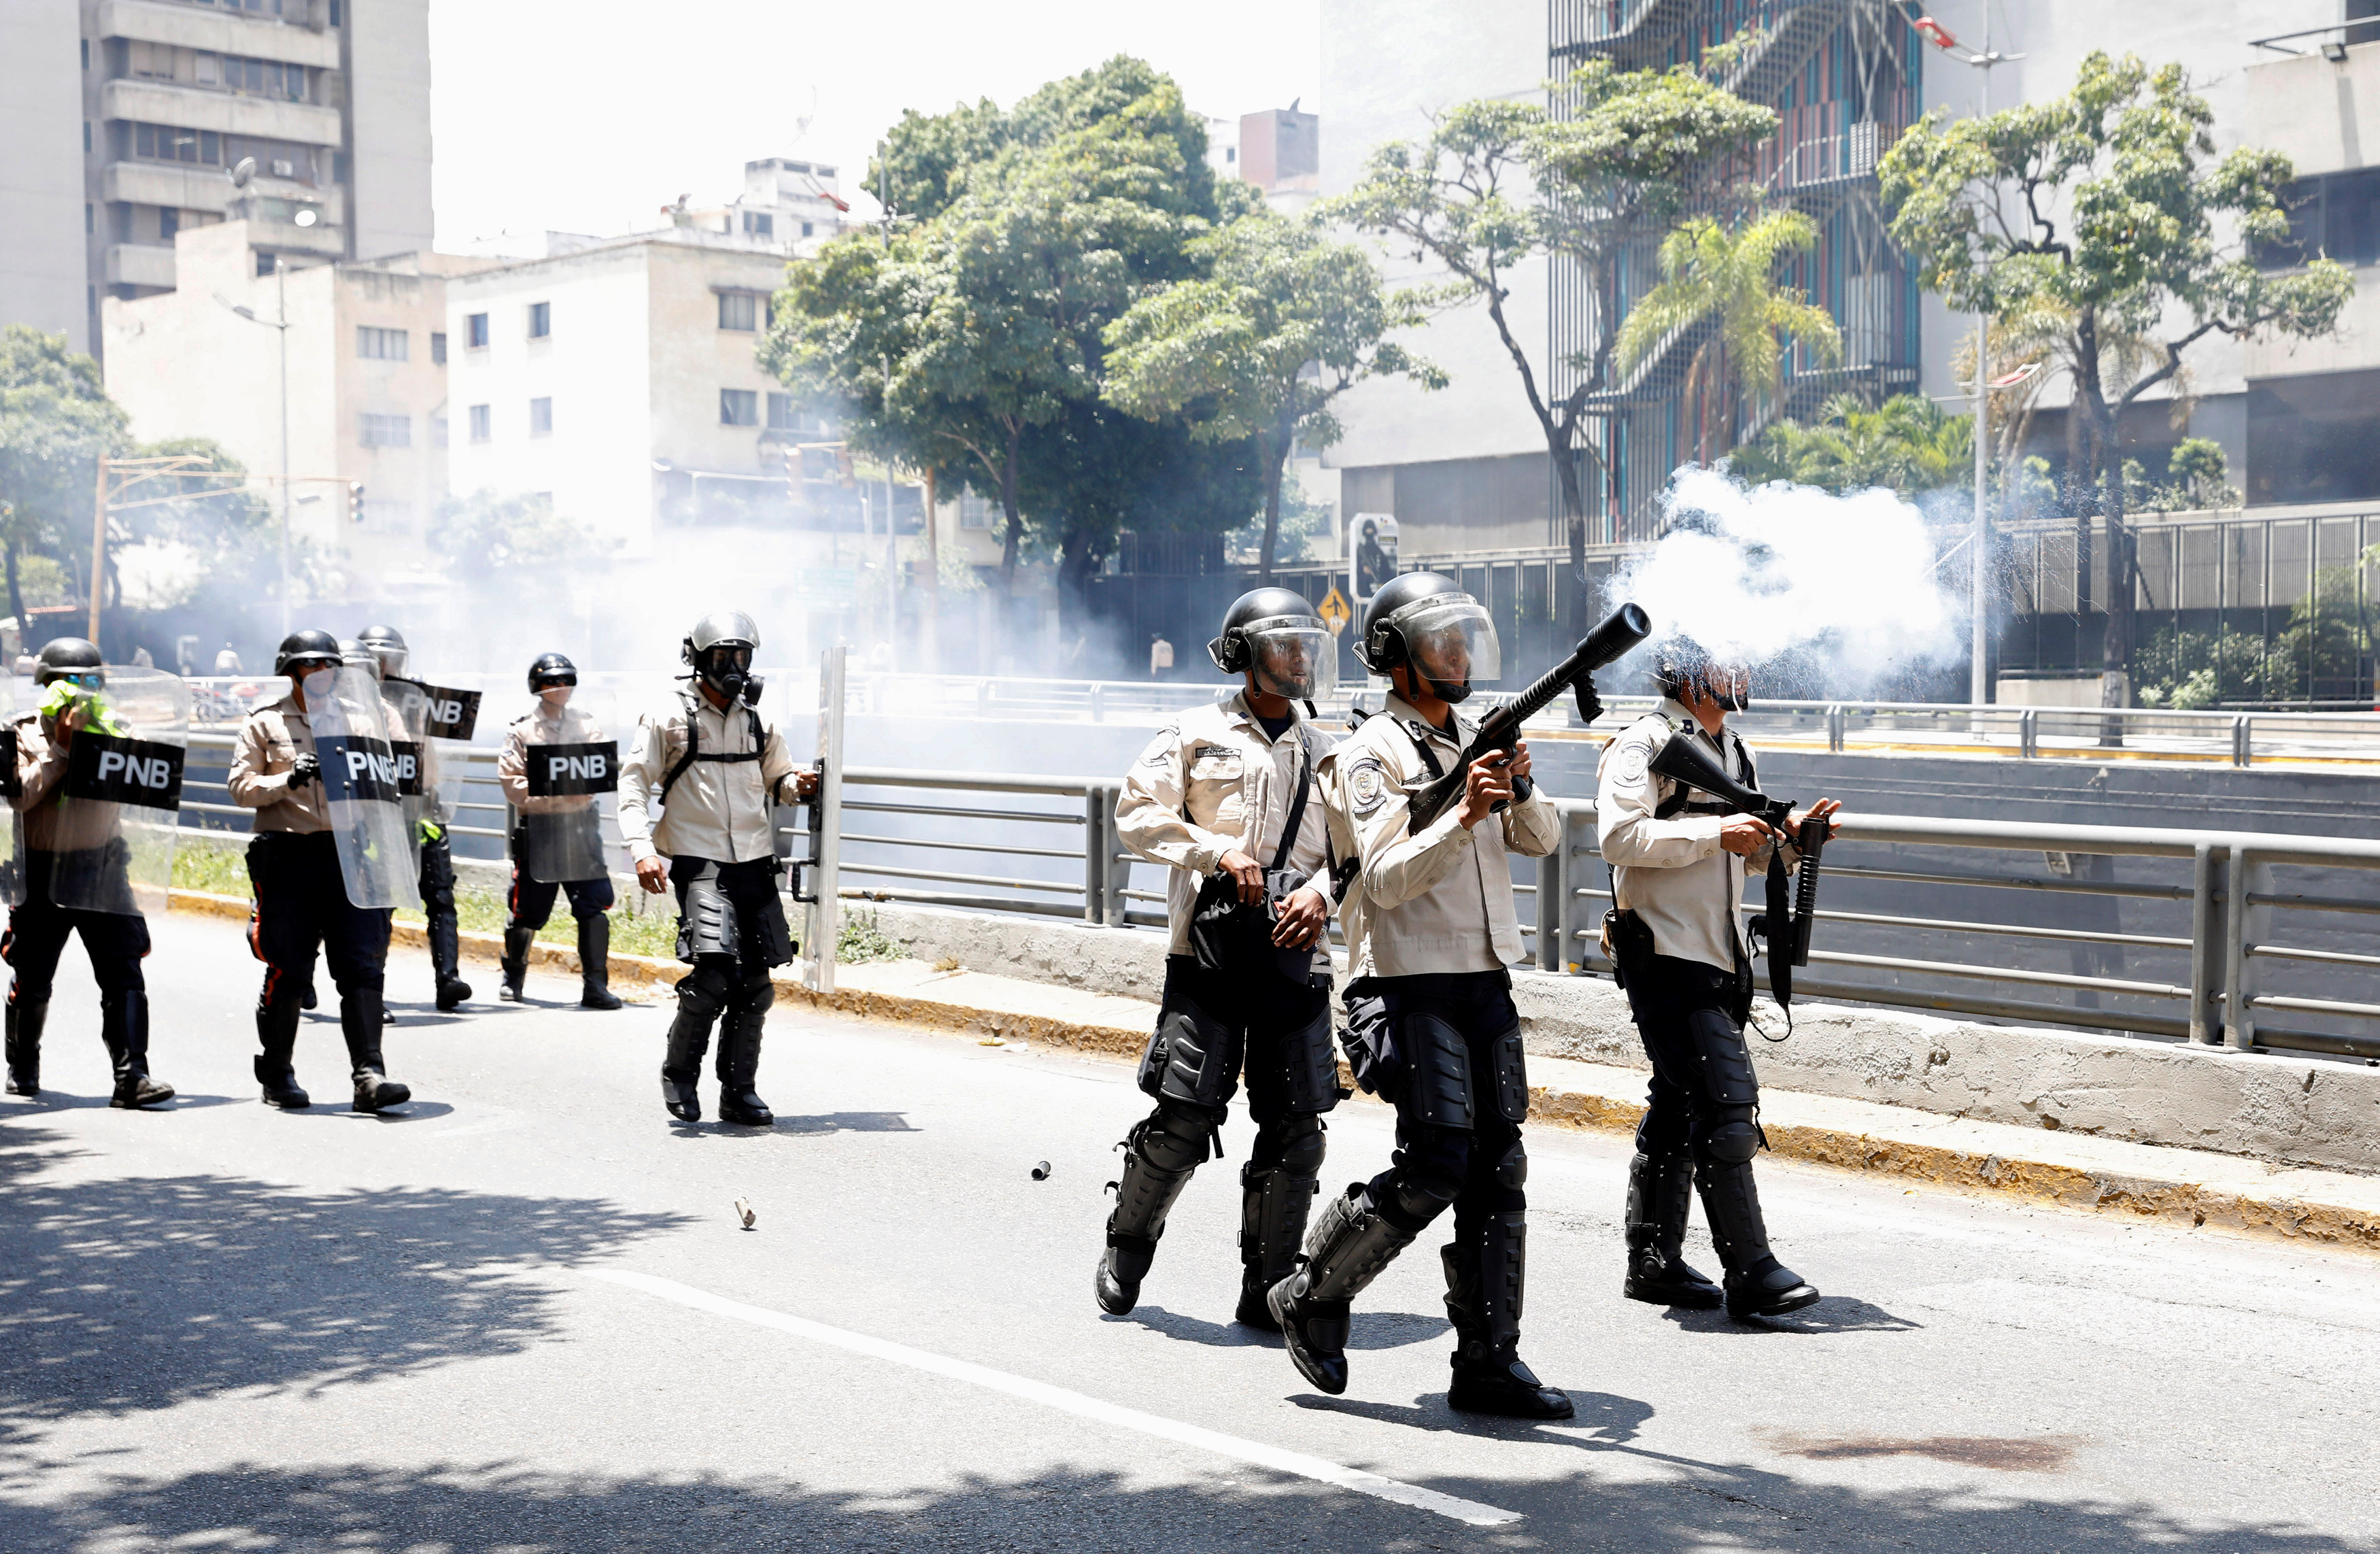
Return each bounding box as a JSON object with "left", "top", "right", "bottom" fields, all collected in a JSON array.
[
  {"left": 1397, "top": 719, "right": 1444, "bottom": 781},
  {"left": 1268, "top": 736, "right": 1313, "bottom": 873},
  {"left": 658, "top": 698, "right": 702, "bottom": 799}
]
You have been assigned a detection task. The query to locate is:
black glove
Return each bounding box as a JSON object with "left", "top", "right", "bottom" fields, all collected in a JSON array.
[
  {"left": 287, "top": 752, "right": 320, "bottom": 789},
  {"left": 1573, "top": 678, "right": 1604, "bottom": 726}
]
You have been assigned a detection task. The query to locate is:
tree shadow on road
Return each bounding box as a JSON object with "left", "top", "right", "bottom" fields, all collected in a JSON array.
[
  {"left": 0, "top": 1121, "right": 687, "bottom": 1443},
  {"left": 0, "top": 1451, "right": 2369, "bottom": 1554}
]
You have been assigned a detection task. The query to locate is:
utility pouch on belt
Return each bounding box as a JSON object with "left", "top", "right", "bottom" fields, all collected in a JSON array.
[{"left": 1601, "top": 907, "right": 1655, "bottom": 989}]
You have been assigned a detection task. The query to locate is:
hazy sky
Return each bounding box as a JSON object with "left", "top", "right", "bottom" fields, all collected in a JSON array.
[{"left": 427, "top": 1, "right": 1323, "bottom": 248}]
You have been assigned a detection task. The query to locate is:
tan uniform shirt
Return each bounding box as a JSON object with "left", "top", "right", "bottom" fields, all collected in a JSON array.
[
  {"left": 499, "top": 703, "right": 607, "bottom": 817},
  {"left": 228, "top": 693, "right": 330, "bottom": 835},
  {"left": 617, "top": 692, "right": 804, "bottom": 865},
  {"left": 1595, "top": 700, "right": 1794, "bottom": 973},
  {"left": 1113, "top": 692, "right": 1338, "bottom": 958},
  {"left": 9, "top": 713, "right": 118, "bottom": 853},
  {"left": 1322, "top": 694, "right": 1560, "bottom": 980}
]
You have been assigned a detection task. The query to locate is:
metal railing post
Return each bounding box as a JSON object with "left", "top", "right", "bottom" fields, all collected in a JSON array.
[
  {"left": 1826, "top": 703, "right": 1845, "bottom": 753},
  {"left": 976, "top": 679, "right": 991, "bottom": 717},
  {"left": 1089, "top": 683, "right": 1105, "bottom": 723},
  {"left": 1083, "top": 787, "right": 1107, "bottom": 924},
  {"left": 1537, "top": 809, "right": 1567, "bottom": 972},
  {"left": 2232, "top": 715, "right": 2251, "bottom": 768},
  {"left": 2019, "top": 708, "right": 2037, "bottom": 760},
  {"left": 2188, "top": 841, "right": 2224, "bottom": 1045},
  {"left": 2223, "top": 846, "right": 2267, "bottom": 1051}
]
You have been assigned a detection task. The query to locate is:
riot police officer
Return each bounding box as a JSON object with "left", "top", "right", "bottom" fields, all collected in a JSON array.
[
  {"left": 1, "top": 639, "right": 174, "bottom": 1108},
  {"left": 617, "top": 611, "right": 815, "bottom": 1126},
  {"left": 1596, "top": 647, "right": 1838, "bottom": 1320},
  {"left": 227, "top": 628, "right": 410, "bottom": 1113},
  {"left": 1268, "top": 573, "right": 1574, "bottom": 1419},
  {"left": 497, "top": 652, "right": 620, "bottom": 1009},
  {"left": 356, "top": 625, "right": 471, "bottom": 1011},
  {"left": 1096, "top": 588, "right": 1342, "bottom": 1328}
]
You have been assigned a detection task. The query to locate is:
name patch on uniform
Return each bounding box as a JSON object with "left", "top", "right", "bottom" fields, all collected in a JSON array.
[
  {"left": 418, "top": 686, "right": 481, "bottom": 741},
  {"left": 65, "top": 734, "right": 183, "bottom": 810},
  {"left": 390, "top": 740, "right": 424, "bottom": 797},
  {"left": 1348, "top": 756, "right": 1389, "bottom": 817},
  {"left": 317, "top": 735, "right": 401, "bottom": 805},
  {"left": 526, "top": 741, "right": 617, "bottom": 797}
]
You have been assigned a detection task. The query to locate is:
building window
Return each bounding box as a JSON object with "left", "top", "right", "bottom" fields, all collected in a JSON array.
[
  {"left": 82, "top": 122, "right": 90, "bottom": 153},
  {"left": 802, "top": 221, "right": 815, "bottom": 237},
  {"left": 720, "top": 388, "right": 758, "bottom": 427},
  {"left": 529, "top": 397, "right": 553, "bottom": 437},
  {"left": 469, "top": 404, "right": 490, "bottom": 442},
  {"left": 466, "top": 313, "right": 489, "bottom": 348},
  {"left": 430, "top": 332, "right": 447, "bottom": 365},
  {"left": 718, "top": 291, "right": 758, "bottom": 331},
  {"left": 742, "top": 211, "right": 775, "bottom": 237},
  {"left": 133, "top": 123, "right": 222, "bottom": 167},
  {"left": 84, "top": 203, "right": 92, "bottom": 235},
  {"left": 256, "top": 252, "right": 277, "bottom": 276},
  {"left": 959, "top": 488, "right": 991, "bottom": 530},
  {"left": 432, "top": 416, "right": 447, "bottom": 448},
  {"left": 360, "top": 413, "right": 411, "bottom": 449},
  {"left": 2264, "top": 168, "right": 2380, "bottom": 271},
  {"left": 357, "top": 326, "right": 409, "bottom": 362},
  {"left": 767, "top": 392, "right": 802, "bottom": 432},
  {"left": 158, "top": 208, "right": 179, "bottom": 242},
  {"left": 329, "top": 0, "right": 342, "bottom": 22},
  {"left": 333, "top": 152, "right": 348, "bottom": 184},
  {"left": 527, "top": 301, "right": 550, "bottom": 339}
]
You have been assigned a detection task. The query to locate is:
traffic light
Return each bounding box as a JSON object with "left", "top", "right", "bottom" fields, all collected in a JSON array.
[{"left": 347, "top": 482, "right": 366, "bottom": 522}]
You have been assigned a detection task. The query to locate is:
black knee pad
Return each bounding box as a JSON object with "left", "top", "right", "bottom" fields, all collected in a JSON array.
[
  {"left": 732, "top": 974, "right": 775, "bottom": 1016},
  {"left": 1267, "top": 1113, "right": 1326, "bottom": 1178},
  {"left": 1133, "top": 1102, "right": 1222, "bottom": 1174},
  {"left": 1399, "top": 1011, "right": 1474, "bottom": 1128},
  {"left": 676, "top": 959, "right": 736, "bottom": 1019},
  {"left": 1705, "top": 1107, "right": 1763, "bottom": 1164},
  {"left": 1142, "top": 994, "right": 1241, "bottom": 1109},
  {"left": 1494, "top": 1138, "right": 1527, "bottom": 1192},
  {"left": 1378, "top": 1163, "right": 1461, "bottom": 1230}
]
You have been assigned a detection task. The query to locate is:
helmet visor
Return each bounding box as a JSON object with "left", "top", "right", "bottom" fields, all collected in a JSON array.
[
  {"left": 1243, "top": 618, "right": 1336, "bottom": 700},
  {"left": 1396, "top": 597, "right": 1499, "bottom": 688},
  {"left": 703, "top": 644, "right": 753, "bottom": 675}
]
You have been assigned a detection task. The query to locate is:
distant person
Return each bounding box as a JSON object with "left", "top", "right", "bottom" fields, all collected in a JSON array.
[
  {"left": 214, "top": 643, "right": 243, "bottom": 675},
  {"left": 1148, "top": 633, "right": 1174, "bottom": 681},
  {"left": 356, "top": 626, "right": 472, "bottom": 1012},
  {"left": 496, "top": 652, "right": 621, "bottom": 1011}
]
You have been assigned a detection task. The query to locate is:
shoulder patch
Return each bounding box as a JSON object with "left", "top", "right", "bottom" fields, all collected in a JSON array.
[
  {"left": 1608, "top": 741, "right": 1650, "bottom": 789},
  {"left": 1348, "top": 756, "right": 1390, "bottom": 817}
]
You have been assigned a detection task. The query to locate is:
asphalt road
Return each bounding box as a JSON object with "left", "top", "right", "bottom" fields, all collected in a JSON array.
[{"left": 3, "top": 911, "right": 2378, "bottom": 1553}]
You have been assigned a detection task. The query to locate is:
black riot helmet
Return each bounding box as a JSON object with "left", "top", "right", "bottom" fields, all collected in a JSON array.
[
  {"left": 528, "top": 651, "right": 577, "bottom": 693},
  {"left": 1208, "top": 587, "right": 1336, "bottom": 701},
  {"left": 356, "top": 624, "right": 409, "bottom": 680},
  {"left": 1652, "top": 641, "right": 1750, "bottom": 713},
  {"left": 680, "top": 609, "right": 762, "bottom": 707},
  {"left": 339, "top": 638, "right": 379, "bottom": 681},
  {"left": 1356, "top": 571, "right": 1499, "bottom": 704},
  {"left": 34, "top": 637, "right": 105, "bottom": 689},
  {"left": 275, "top": 628, "right": 344, "bottom": 679}
]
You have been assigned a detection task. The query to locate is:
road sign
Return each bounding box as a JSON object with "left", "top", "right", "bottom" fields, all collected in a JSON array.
[{"left": 1318, "top": 586, "right": 1352, "bottom": 637}]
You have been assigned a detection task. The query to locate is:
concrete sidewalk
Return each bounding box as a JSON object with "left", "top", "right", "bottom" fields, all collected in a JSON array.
[{"left": 169, "top": 889, "right": 2380, "bottom": 1256}]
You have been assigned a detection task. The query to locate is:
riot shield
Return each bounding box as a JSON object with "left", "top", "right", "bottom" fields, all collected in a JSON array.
[
  {"left": 303, "top": 664, "right": 415, "bottom": 909},
  {"left": 46, "top": 666, "right": 190, "bottom": 916},
  {"left": 517, "top": 691, "right": 615, "bottom": 884},
  {"left": 381, "top": 677, "right": 432, "bottom": 869}
]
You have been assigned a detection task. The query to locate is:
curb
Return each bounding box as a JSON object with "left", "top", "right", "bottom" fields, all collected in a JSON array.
[{"left": 163, "top": 889, "right": 2380, "bottom": 1254}]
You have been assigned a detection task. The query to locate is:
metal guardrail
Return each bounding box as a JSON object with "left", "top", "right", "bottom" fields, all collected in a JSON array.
[{"left": 175, "top": 734, "right": 2380, "bottom": 1060}]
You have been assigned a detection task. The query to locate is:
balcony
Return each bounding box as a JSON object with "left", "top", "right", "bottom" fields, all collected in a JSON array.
[
  {"left": 103, "top": 161, "right": 340, "bottom": 220},
  {"left": 245, "top": 213, "right": 346, "bottom": 259},
  {"left": 105, "top": 244, "right": 179, "bottom": 289},
  {"left": 95, "top": 0, "right": 339, "bottom": 67},
  {"left": 101, "top": 78, "right": 341, "bottom": 146}
]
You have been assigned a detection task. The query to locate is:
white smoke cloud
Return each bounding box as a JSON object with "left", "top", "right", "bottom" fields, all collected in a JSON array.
[{"left": 1606, "top": 467, "right": 1963, "bottom": 689}]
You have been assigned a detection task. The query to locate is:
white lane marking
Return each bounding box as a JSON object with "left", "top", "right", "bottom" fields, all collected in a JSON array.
[{"left": 586, "top": 1267, "right": 1523, "bottom": 1527}]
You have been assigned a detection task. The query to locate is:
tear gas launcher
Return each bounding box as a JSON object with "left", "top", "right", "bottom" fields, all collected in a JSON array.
[{"left": 1645, "top": 730, "right": 1831, "bottom": 1006}]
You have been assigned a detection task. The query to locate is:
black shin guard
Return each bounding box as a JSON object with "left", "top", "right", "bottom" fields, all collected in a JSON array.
[
  {"left": 716, "top": 980, "right": 773, "bottom": 1125},
  {"left": 1696, "top": 1157, "right": 1818, "bottom": 1319},
  {"left": 254, "top": 985, "right": 308, "bottom": 1109},
  {"left": 4, "top": 996, "right": 47, "bottom": 1097},
  {"left": 341, "top": 986, "right": 411, "bottom": 1113},
  {"left": 1623, "top": 1149, "right": 1721, "bottom": 1308},
  {"left": 1265, "top": 1183, "right": 1429, "bottom": 1396},
  {"left": 430, "top": 913, "right": 471, "bottom": 1009},
  {"left": 498, "top": 926, "right": 535, "bottom": 1000},
  {"left": 1095, "top": 1105, "right": 1212, "bottom": 1316},
  {"left": 577, "top": 914, "right": 621, "bottom": 1009},
  {"left": 102, "top": 989, "right": 173, "bottom": 1109}
]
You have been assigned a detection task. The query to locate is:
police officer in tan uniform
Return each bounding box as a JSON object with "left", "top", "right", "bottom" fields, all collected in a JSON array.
[
  {"left": 1597, "top": 648, "right": 1838, "bottom": 1321},
  {"left": 1266, "top": 572, "right": 1574, "bottom": 1419},
  {"left": 1095, "top": 588, "right": 1342, "bottom": 1329},
  {"left": 617, "top": 611, "right": 815, "bottom": 1126},
  {"left": 496, "top": 652, "right": 620, "bottom": 1010}
]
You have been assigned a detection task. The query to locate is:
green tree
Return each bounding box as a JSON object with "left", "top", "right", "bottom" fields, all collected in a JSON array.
[
  {"left": 0, "top": 325, "right": 129, "bottom": 622},
  {"left": 1880, "top": 49, "right": 2354, "bottom": 687},
  {"left": 105, "top": 435, "right": 275, "bottom": 613},
  {"left": 1328, "top": 56, "right": 1776, "bottom": 632},
  {"left": 1102, "top": 211, "right": 1443, "bottom": 580},
  {"left": 1612, "top": 211, "right": 1839, "bottom": 467},
  {"left": 1731, "top": 392, "right": 1973, "bottom": 495},
  {"left": 427, "top": 489, "right": 596, "bottom": 576}
]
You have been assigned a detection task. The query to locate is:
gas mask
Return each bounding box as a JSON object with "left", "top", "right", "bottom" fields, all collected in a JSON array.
[{"left": 698, "top": 644, "right": 763, "bottom": 707}]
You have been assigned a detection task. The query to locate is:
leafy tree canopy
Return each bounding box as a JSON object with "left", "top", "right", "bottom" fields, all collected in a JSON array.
[{"left": 1730, "top": 392, "right": 1972, "bottom": 496}]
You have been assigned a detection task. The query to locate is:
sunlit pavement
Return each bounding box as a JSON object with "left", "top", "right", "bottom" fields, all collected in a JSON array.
[{"left": 3, "top": 908, "right": 2377, "bottom": 1553}]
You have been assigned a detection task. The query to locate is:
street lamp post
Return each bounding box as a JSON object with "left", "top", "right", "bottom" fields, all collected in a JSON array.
[{"left": 217, "top": 262, "right": 291, "bottom": 637}]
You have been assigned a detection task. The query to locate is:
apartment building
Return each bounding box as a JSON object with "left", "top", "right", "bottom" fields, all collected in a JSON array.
[
  {"left": 0, "top": 0, "right": 432, "bottom": 356},
  {"left": 101, "top": 219, "right": 472, "bottom": 581},
  {"left": 666, "top": 158, "right": 853, "bottom": 251}
]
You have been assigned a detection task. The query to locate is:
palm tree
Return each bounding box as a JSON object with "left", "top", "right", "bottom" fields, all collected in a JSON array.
[
  {"left": 1613, "top": 212, "right": 1842, "bottom": 465},
  {"left": 1731, "top": 392, "right": 1973, "bottom": 494}
]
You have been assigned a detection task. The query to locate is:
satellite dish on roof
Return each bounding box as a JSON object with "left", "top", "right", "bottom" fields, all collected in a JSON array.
[{"left": 228, "top": 157, "right": 256, "bottom": 188}]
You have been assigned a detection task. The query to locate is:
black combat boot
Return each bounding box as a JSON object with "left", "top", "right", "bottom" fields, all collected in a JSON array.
[
  {"left": 429, "top": 913, "right": 472, "bottom": 1011},
  {"left": 1234, "top": 1158, "right": 1320, "bottom": 1330},
  {"left": 577, "top": 913, "right": 622, "bottom": 1011},
  {"left": 715, "top": 987, "right": 773, "bottom": 1126},
  {"left": 101, "top": 990, "right": 175, "bottom": 1109},
  {"left": 254, "top": 994, "right": 309, "bottom": 1109},
  {"left": 1697, "top": 1158, "right": 1819, "bottom": 1320},
  {"left": 341, "top": 986, "right": 412, "bottom": 1113},
  {"left": 660, "top": 1003, "right": 713, "bottom": 1122},
  {"left": 498, "top": 925, "right": 535, "bottom": 1001},
  {"left": 1094, "top": 1108, "right": 1206, "bottom": 1317},
  {"left": 5, "top": 996, "right": 47, "bottom": 1097},
  {"left": 1442, "top": 1215, "right": 1573, "bottom": 1419},
  {"left": 1268, "top": 1183, "right": 1421, "bottom": 1396},
  {"left": 1622, "top": 1150, "right": 1722, "bottom": 1308}
]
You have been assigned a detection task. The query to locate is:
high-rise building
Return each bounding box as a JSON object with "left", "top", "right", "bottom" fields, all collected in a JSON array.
[{"left": 0, "top": 0, "right": 433, "bottom": 357}]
